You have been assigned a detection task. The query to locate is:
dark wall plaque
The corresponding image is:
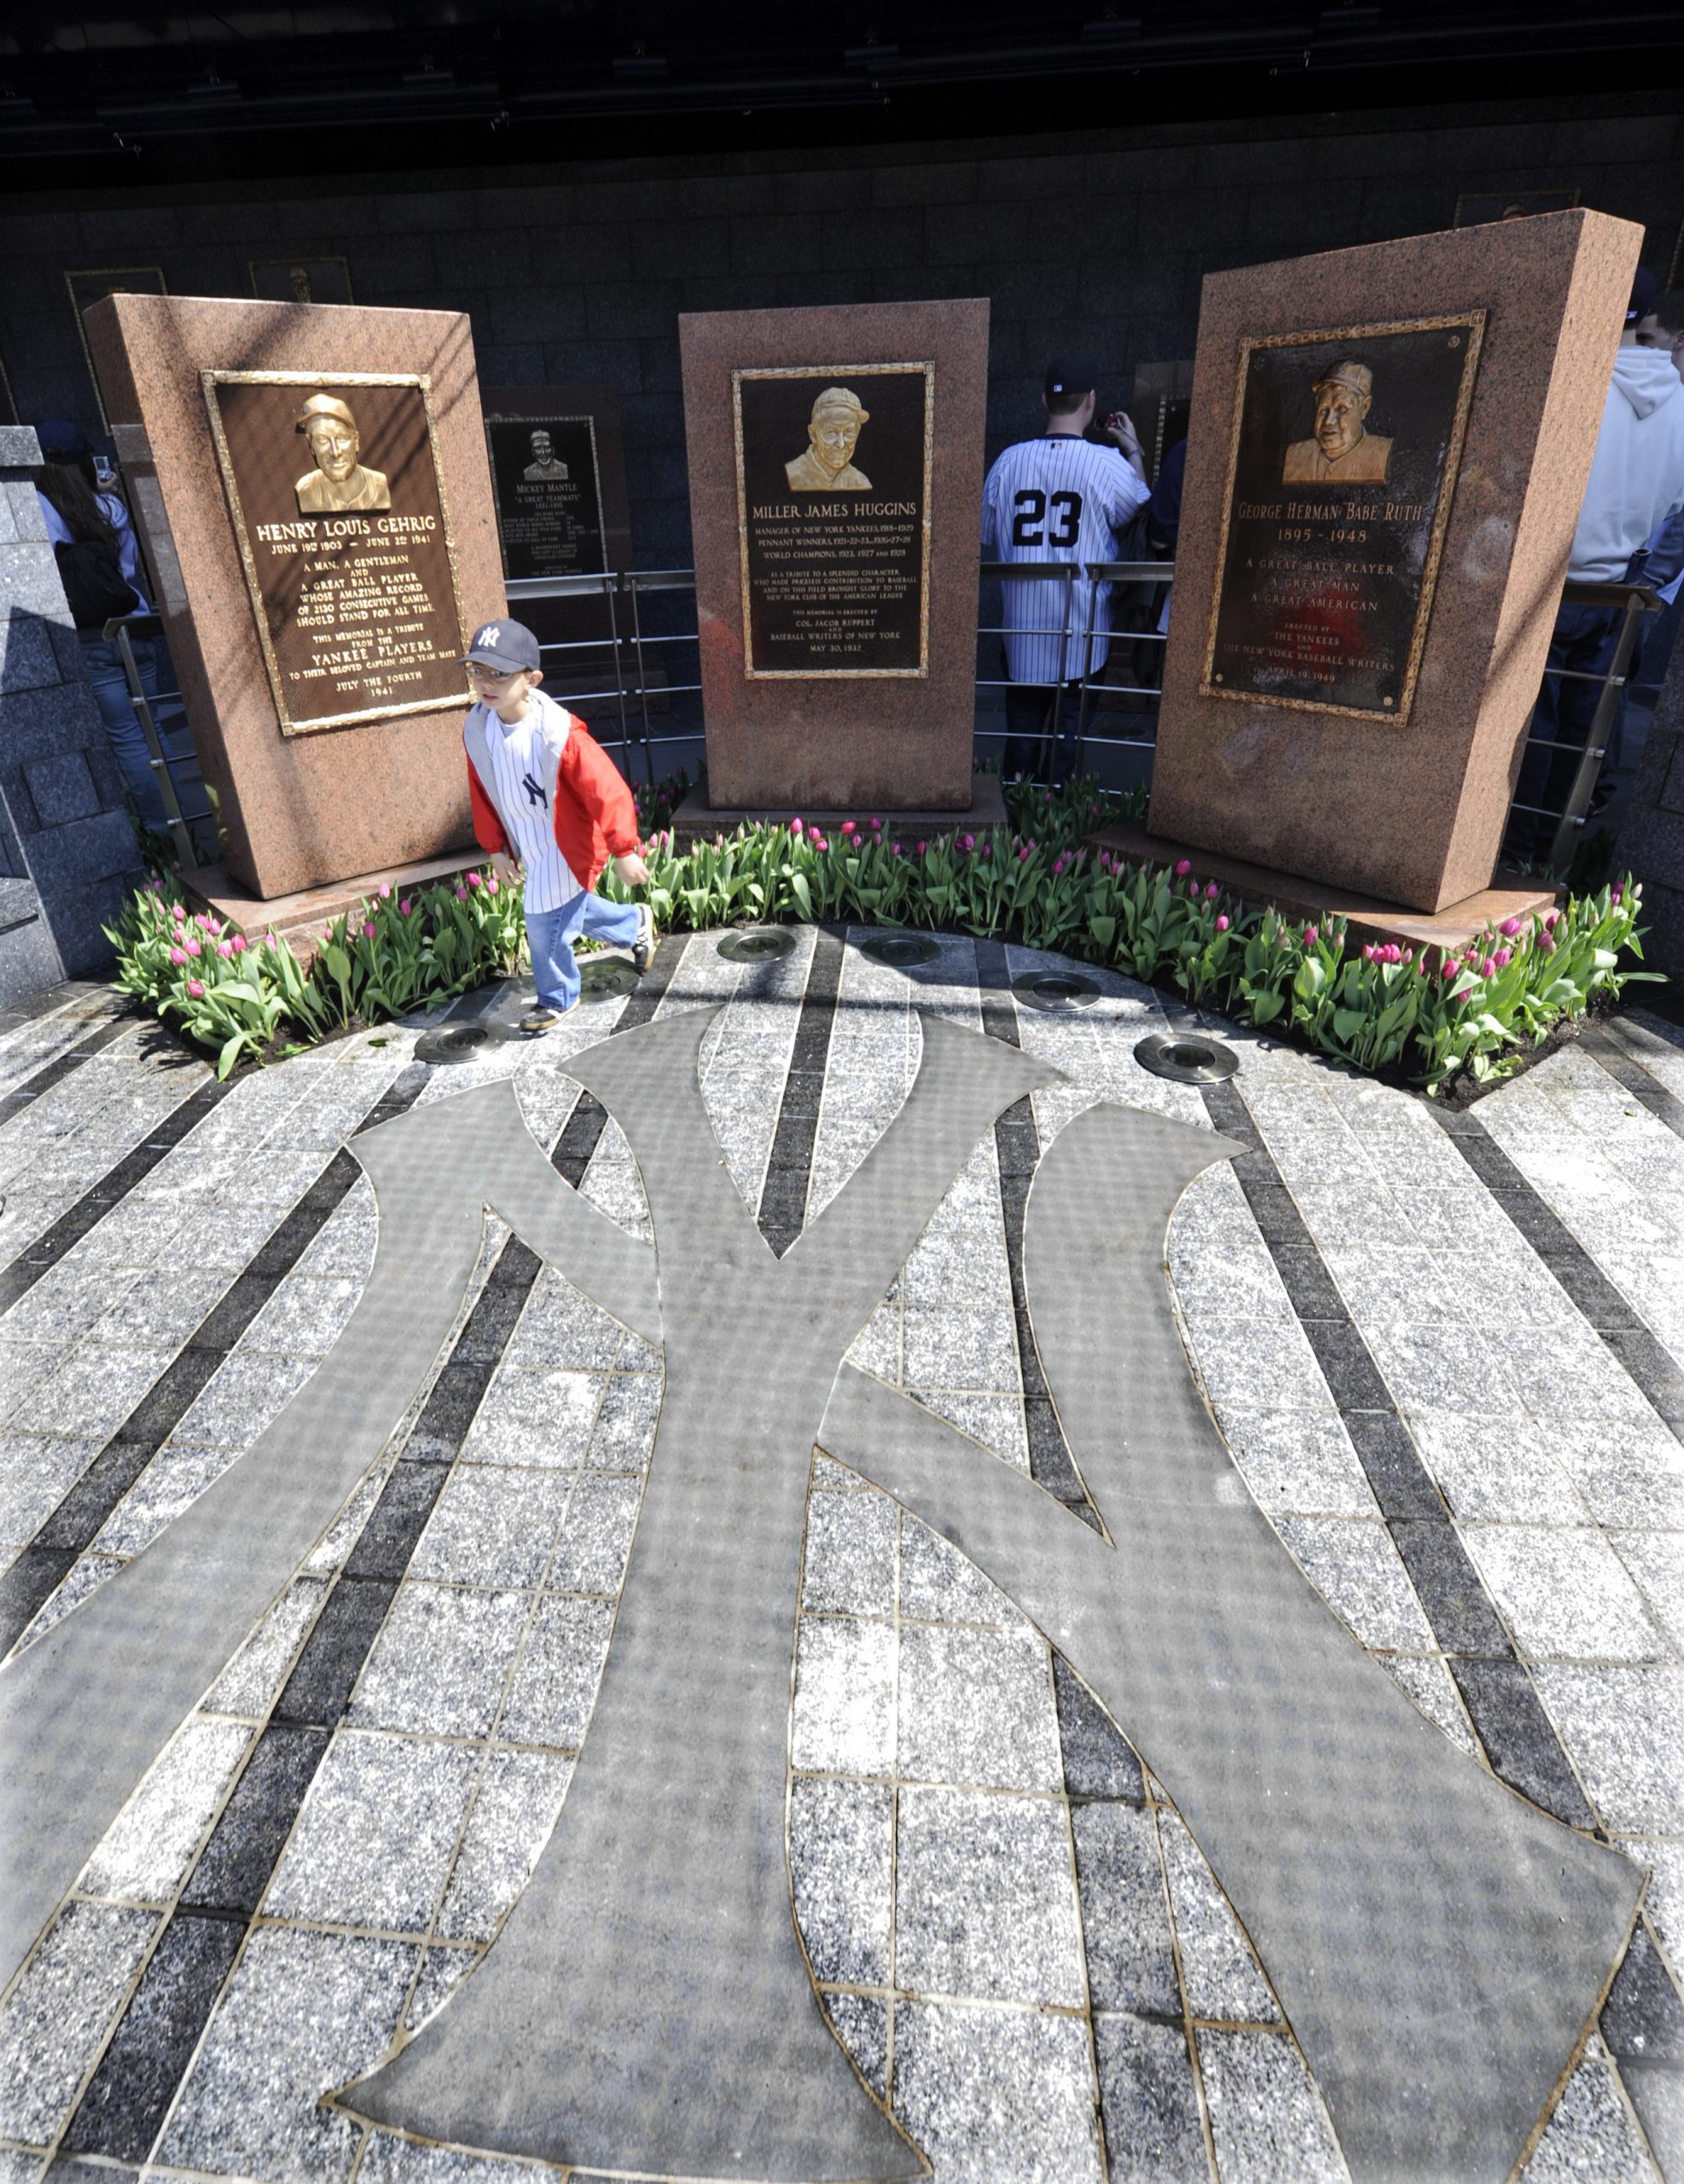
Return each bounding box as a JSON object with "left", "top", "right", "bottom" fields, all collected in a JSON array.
[
  {"left": 1200, "top": 315, "right": 1484, "bottom": 722},
  {"left": 734, "top": 363, "right": 932, "bottom": 678},
  {"left": 485, "top": 414, "right": 607, "bottom": 580},
  {"left": 203, "top": 370, "right": 468, "bottom": 737}
]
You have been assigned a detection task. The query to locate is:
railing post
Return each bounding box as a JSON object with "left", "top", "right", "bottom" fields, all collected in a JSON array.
[
  {"left": 104, "top": 615, "right": 195, "bottom": 868},
  {"left": 1544, "top": 585, "right": 1658, "bottom": 874}
]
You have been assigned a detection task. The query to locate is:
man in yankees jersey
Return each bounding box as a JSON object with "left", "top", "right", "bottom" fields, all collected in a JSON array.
[
  {"left": 981, "top": 351, "right": 1149, "bottom": 782},
  {"left": 460, "top": 619, "right": 655, "bottom": 1033}
]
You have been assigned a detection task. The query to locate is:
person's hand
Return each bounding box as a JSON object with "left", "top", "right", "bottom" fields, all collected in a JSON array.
[
  {"left": 491, "top": 850, "right": 520, "bottom": 889},
  {"left": 1104, "top": 410, "right": 1143, "bottom": 457},
  {"left": 613, "top": 851, "right": 651, "bottom": 889}
]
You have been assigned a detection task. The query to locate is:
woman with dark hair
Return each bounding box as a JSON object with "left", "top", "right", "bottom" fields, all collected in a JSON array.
[{"left": 34, "top": 418, "right": 200, "bottom": 839}]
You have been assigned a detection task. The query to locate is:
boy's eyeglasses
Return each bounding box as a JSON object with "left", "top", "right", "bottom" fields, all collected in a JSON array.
[{"left": 464, "top": 664, "right": 520, "bottom": 687}]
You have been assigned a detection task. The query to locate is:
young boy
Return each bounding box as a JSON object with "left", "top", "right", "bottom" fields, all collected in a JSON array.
[{"left": 459, "top": 619, "right": 655, "bottom": 1032}]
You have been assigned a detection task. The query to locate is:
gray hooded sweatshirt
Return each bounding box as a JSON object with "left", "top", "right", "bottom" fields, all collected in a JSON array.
[{"left": 1569, "top": 345, "right": 1684, "bottom": 583}]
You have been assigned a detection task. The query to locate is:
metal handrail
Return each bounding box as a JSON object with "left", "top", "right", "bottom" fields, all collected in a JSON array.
[
  {"left": 101, "top": 613, "right": 213, "bottom": 868},
  {"left": 1514, "top": 578, "right": 1662, "bottom": 873}
]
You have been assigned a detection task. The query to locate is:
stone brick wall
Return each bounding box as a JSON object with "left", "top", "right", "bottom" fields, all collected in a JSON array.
[
  {"left": 0, "top": 427, "right": 144, "bottom": 999},
  {"left": 2, "top": 94, "right": 1678, "bottom": 577}
]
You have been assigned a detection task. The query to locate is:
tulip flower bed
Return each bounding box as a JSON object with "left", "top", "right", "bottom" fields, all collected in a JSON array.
[{"left": 107, "top": 775, "right": 1654, "bottom": 1093}]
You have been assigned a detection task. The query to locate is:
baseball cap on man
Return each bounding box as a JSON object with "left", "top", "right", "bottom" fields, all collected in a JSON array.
[
  {"left": 459, "top": 619, "right": 542, "bottom": 674},
  {"left": 1044, "top": 351, "right": 1101, "bottom": 402},
  {"left": 1628, "top": 266, "right": 1658, "bottom": 326}
]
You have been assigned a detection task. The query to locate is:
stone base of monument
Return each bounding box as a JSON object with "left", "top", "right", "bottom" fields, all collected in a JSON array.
[
  {"left": 670, "top": 774, "right": 1007, "bottom": 846},
  {"left": 178, "top": 849, "right": 483, "bottom": 962},
  {"left": 1083, "top": 818, "right": 1557, "bottom": 959}
]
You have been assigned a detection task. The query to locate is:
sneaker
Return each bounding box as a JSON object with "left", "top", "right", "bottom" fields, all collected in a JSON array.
[
  {"left": 520, "top": 1006, "right": 563, "bottom": 1035},
  {"left": 632, "top": 902, "right": 657, "bottom": 973}
]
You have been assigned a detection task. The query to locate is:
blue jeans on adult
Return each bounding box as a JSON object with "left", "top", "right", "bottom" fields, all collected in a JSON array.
[
  {"left": 1002, "top": 677, "right": 1088, "bottom": 785},
  {"left": 77, "top": 630, "right": 200, "bottom": 835},
  {"left": 526, "top": 892, "right": 642, "bottom": 1013},
  {"left": 1505, "top": 601, "right": 1622, "bottom": 863}
]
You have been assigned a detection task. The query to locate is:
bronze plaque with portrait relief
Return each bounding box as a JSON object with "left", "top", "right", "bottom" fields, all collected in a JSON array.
[
  {"left": 203, "top": 370, "right": 469, "bottom": 736},
  {"left": 734, "top": 363, "right": 933, "bottom": 677},
  {"left": 484, "top": 415, "right": 607, "bottom": 580},
  {"left": 1201, "top": 315, "right": 1484, "bottom": 722}
]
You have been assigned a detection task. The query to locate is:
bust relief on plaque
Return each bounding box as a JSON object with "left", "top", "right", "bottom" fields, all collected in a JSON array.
[
  {"left": 522, "top": 428, "right": 571, "bottom": 482},
  {"left": 785, "top": 386, "right": 874, "bottom": 491},
  {"left": 293, "top": 392, "right": 392, "bottom": 513},
  {"left": 1281, "top": 360, "right": 1393, "bottom": 485}
]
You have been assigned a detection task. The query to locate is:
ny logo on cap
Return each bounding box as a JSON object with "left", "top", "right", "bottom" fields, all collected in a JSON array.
[{"left": 476, "top": 624, "right": 499, "bottom": 648}]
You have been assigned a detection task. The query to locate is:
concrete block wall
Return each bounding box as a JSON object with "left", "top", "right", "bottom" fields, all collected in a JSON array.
[
  {"left": 0, "top": 427, "right": 145, "bottom": 1000},
  {"left": 1, "top": 95, "right": 1678, "bottom": 580}
]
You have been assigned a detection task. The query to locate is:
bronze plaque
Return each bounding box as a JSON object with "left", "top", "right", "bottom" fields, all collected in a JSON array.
[
  {"left": 203, "top": 370, "right": 468, "bottom": 736},
  {"left": 485, "top": 415, "right": 607, "bottom": 580},
  {"left": 734, "top": 363, "right": 932, "bottom": 678},
  {"left": 1201, "top": 315, "right": 1484, "bottom": 723}
]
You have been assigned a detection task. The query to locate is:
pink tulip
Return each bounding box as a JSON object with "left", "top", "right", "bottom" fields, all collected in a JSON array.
[
  {"left": 171, "top": 903, "right": 185, "bottom": 921},
  {"left": 379, "top": 881, "right": 392, "bottom": 899},
  {"left": 1019, "top": 846, "right": 1031, "bottom": 863},
  {"left": 1216, "top": 915, "right": 1229, "bottom": 932},
  {"left": 185, "top": 938, "right": 201, "bottom": 958},
  {"left": 455, "top": 886, "right": 468, "bottom": 900},
  {"left": 467, "top": 871, "right": 483, "bottom": 889},
  {"left": 1441, "top": 960, "right": 1459, "bottom": 981},
  {"left": 961, "top": 834, "right": 975, "bottom": 851},
  {"left": 231, "top": 934, "right": 247, "bottom": 954},
  {"left": 841, "top": 821, "right": 857, "bottom": 836},
  {"left": 1494, "top": 948, "right": 1512, "bottom": 968},
  {"left": 1304, "top": 925, "right": 1319, "bottom": 945},
  {"left": 1479, "top": 956, "right": 1495, "bottom": 978},
  {"left": 916, "top": 839, "right": 927, "bottom": 854},
  {"left": 1537, "top": 932, "right": 1555, "bottom": 955},
  {"left": 363, "top": 921, "right": 376, "bottom": 938},
  {"left": 868, "top": 816, "right": 881, "bottom": 831},
  {"left": 169, "top": 946, "right": 186, "bottom": 965},
  {"left": 399, "top": 898, "right": 413, "bottom": 916},
  {"left": 1500, "top": 917, "right": 1521, "bottom": 937},
  {"left": 217, "top": 940, "right": 233, "bottom": 957},
  {"left": 487, "top": 877, "right": 499, "bottom": 893},
  {"left": 791, "top": 817, "right": 804, "bottom": 836},
  {"left": 187, "top": 979, "right": 204, "bottom": 997},
  {"left": 1175, "top": 858, "right": 1192, "bottom": 876},
  {"left": 1205, "top": 882, "right": 1219, "bottom": 899}
]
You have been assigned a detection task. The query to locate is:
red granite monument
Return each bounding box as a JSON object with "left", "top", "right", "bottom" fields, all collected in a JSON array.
[
  {"left": 84, "top": 293, "right": 505, "bottom": 903},
  {"left": 1141, "top": 209, "right": 1644, "bottom": 918},
  {"left": 677, "top": 298, "right": 1000, "bottom": 824}
]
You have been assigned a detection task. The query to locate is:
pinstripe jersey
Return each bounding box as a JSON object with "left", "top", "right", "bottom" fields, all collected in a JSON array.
[
  {"left": 467, "top": 690, "right": 584, "bottom": 915},
  {"left": 981, "top": 433, "right": 1151, "bottom": 683}
]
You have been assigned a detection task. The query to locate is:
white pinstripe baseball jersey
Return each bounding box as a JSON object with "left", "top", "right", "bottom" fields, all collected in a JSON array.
[
  {"left": 467, "top": 690, "right": 585, "bottom": 915},
  {"left": 981, "top": 434, "right": 1150, "bottom": 683}
]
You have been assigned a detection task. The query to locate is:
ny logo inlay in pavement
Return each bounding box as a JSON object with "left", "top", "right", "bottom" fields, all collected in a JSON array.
[{"left": 0, "top": 1008, "right": 1641, "bottom": 2183}]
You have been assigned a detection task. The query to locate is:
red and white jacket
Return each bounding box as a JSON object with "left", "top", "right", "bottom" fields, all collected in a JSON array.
[{"left": 463, "top": 694, "right": 640, "bottom": 897}]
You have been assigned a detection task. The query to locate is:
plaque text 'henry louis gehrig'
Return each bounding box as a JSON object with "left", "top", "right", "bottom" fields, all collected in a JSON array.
[
  {"left": 1201, "top": 314, "right": 1484, "bottom": 723},
  {"left": 203, "top": 369, "right": 471, "bottom": 736},
  {"left": 734, "top": 363, "right": 934, "bottom": 678}
]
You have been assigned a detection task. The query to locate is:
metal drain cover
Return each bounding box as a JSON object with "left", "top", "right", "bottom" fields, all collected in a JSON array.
[
  {"left": 579, "top": 957, "right": 641, "bottom": 999},
  {"left": 1134, "top": 1031, "right": 1240, "bottom": 1083},
  {"left": 414, "top": 1019, "right": 517, "bottom": 1065},
  {"left": 718, "top": 927, "right": 796, "bottom": 962},
  {"left": 1013, "top": 970, "right": 1100, "bottom": 1010},
  {"left": 862, "top": 932, "right": 940, "bottom": 968}
]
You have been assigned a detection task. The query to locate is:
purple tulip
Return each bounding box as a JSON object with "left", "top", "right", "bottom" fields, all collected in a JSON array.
[
  {"left": 1205, "top": 881, "right": 1219, "bottom": 899},
  {"left": 1304, "top": 925, "right": 1319, "bottom": 945},
  {"left": 916, "top": 839, "right": 926, "bottom": 854},
  {"left": 1479, "top": 956, "right": 1495, "bottom": 978},
  {"left": 363, "top": 921, "right": 377, "bottom": 938},
  {"left": 1500, "top": 917, "right": 1521, "bottom": 937},
  {"left": 868, "top": 816, "right": 881, "bottom": 831},
  {"left": 1494, "top": 947, "right": 1512, "bottom": 968},
  {"left": 1175, "top": 857, "right": 1192, "bottom": 876}
]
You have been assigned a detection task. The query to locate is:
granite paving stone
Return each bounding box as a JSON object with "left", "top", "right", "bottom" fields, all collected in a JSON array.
[
  {"left": 1611, "top": 1532, "right": 1684, "bottom": 1655},
  {"left": 0, "top": 1899, "right": 158, "bottom": 2146},
  {"left": 897, "top": 1622, "right": 1063, "bottom": 1790},
  {"left": 347, "top": 1583, "right": 532, "bottom": 1740},
  {"left": 496, "top": 1593, "right": 616, "bottom": 1750},
  {"left": 406, "top": 1467, "right": 573, "bottom": 1589},
  {"left": 819, "top": 1990, "right": 889, "bottom": 2100},
  {"left": 791, "top": 1612, "right": 897, "bottom": 1777},
  {"left": 890, "top": 2000, "right": 1106, "bottom": 2184},
  {"left": 1519, "top": 2034, "right": 1661, "bottom": 2182},
  {"left": 802, "top": 1486, "right": 898, "bottom": 1617},
  {"left": 1092, "top": 2010, "right": 1211, "bottom": 2183},
  {"left": 1461, "top": 1525, "right": 1673, "bottom": 1664},
  {"left": 264, "top": 1729, "right": 480, "bottom": 1932},
  {"left": 458, "top": 1368, "right": 605, "bottom": 1467},
  {"left": 788, "top": 1773, "right": 894, "bottom": 1987},
  {"left": 9, "top": 1343, "right": 174, "bottom": 1439},
  {"left": 583, "top": 1368, "right": 662, "bottom": 1469},
  {"left": 1157, "top": 1807, "right": 1282, "bottom": 2025},
  {"left": 167, "top": 1353, "right": 315, "bottom": 1450},
  {"left": 0, "top": 1431, "right": 104, "bottom": 1550},
  {"left": 158, "top": 1926, "right": 417, "bottom": 2182},
  {"left": 1195, "top": 2026, "right": 1346, "bottom": 2183},
  {"left": 433, "top": 1748, "right": 574, "bottom": 1943},
  {"left": 1270, "top": 1514, "right": 1437, "bottom": 1652},
  {"left": 545, "top": 1471, "right": 642, "bottom": 1594},
  {"left": 1071, "top": 1798, "right": 1182, "bottom": 2016},
  {"left": 78, "top": 1715, "right": 253, "bottom": 1905},
  {"left": 895, "top": 1784, "right": 1084, "bottom": 2007}
]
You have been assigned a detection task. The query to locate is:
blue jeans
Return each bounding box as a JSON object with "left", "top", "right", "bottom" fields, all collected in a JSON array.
[
  {"left": 526, "top": 892, "right": 642, "bottom": 1012},
  {"left": 78, "top": 630, "right": 201, "bottom": 835},
  {"left": 1002, "top": 677, "right": 1088, "bottom": 785}
]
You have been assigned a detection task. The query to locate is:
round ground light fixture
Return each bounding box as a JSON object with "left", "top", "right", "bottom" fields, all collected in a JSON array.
[
  {"left": 861, "top": 932, "right": 940, "bottom": 968},
  {"left": 718, "top": 927, "right": 797, "bottom": 963},
  {"left": 1012, "top": 970, "right": 1100, "bottom": 1010},
  {"left": 1133, "top": 1031, "right": 1240, "bottom": 1083},
  {"left": 414, "top": 1020, "right": 518, "bottom": 1066},
  {"left": 578, "top": 957, "right": 641, "bottom": 1000}
]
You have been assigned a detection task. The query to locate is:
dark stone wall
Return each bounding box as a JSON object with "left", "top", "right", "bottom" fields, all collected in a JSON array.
[{"left": 3, "top": 94, "right": 1679, "bottom": 573}]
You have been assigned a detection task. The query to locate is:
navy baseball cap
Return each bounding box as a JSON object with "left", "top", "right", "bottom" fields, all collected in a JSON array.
[
  {"left": 459, "top": 618, "right": 542, "bottom": 673},
  {"left": 1628, "top": 266, "right": 1658, "bottom": 325},
  {"left": 1044, "top": 352, "right": 1101, "bottom": 401}
]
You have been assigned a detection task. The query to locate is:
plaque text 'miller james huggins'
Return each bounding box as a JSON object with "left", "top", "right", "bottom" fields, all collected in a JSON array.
[
  {"left": 485, "top": 415, "right": 607, "bottom": 582},
  {"left": 1201, "top": 315, "right": 1485, "bottom": 723},
  {"left": 203, "top": 370, "right": 469, "bottom": 736},
  {"left": 734, "top": 364, "right": 933, "bottom": 678}
]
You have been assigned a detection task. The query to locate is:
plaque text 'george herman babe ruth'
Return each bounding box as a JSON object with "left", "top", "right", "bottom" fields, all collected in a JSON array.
[
  {"left": 734, "top": 364, "right": 934, "bottom": 677},
  {"left": 203, "top": 371, "right": 470, "bottom": 736},
  {"left": 1202, "top": 316, "right": 1484, "bottom": 722}
]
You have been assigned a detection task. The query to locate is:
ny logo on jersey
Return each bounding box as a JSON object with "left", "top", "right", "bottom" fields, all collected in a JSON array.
[
  {"left": 521, "top": 772, "right": 547, "bottom": 808},
  {"left": 0, "top": 1010, "right": 1636, "bottom": 2184}
]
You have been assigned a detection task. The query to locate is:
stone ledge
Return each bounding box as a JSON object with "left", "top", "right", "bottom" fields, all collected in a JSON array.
[
  {"left": 671, "top": 773, "right": 1007, "bottom": 845},
  {"left": 179, "top": 847, "right": 484, "bottom": 961}
]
